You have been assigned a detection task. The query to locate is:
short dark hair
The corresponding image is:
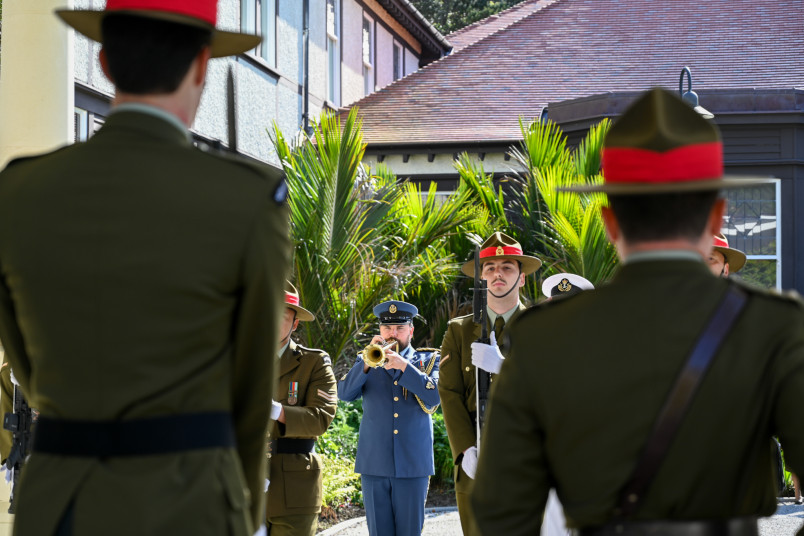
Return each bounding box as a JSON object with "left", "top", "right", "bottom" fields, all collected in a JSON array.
[
  {"left": 101, "top": 14, "right": 212, "bottom": 95},
  {"left": 608, "top": 191, "right": 719, "bottom": 243}
]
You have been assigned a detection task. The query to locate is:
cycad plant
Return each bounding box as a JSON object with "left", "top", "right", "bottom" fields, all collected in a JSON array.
[
  {"left": 271, "top": 109, "right": 485, "bottom": 362},
  {"left": 508, "top": 117, "right": 619, "bottom": 295}
]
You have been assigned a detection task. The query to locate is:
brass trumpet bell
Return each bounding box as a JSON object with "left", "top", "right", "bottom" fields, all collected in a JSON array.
[{"left": 363, "top": 340, "right": 398, "bottom": 368}]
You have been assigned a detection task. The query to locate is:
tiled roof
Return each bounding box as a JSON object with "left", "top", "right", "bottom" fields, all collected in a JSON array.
[
  {"left": 447, "top": 0, "right": 555, "bottom": 52},
  {"left": 345, "top": 0, "right": 804, "bottom": 146}
]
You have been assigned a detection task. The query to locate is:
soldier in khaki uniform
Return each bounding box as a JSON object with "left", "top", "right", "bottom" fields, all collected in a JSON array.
[
  {"left": 438, "top": 233, "right": 541, "bottom": 535},
  {"left": 0, "top": 2, "right": 290, "bottom": 534},
  {"left": 472, "top": 88, "right": 804, "bottom": 535},
  {"left": 266, "top": 282, "right": 338, "bottom": 536},
  {"left": 707, "top": 233, "right": 746, "bottom": 277}
]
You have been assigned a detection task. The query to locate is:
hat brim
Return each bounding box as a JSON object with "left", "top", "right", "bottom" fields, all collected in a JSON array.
[
  {"left": 559, "top": 176, "right": 774, "bottom": 195},
  {"left": 287, "top": 304, "right": 315, "bottom": 322},
  {"left": 461, "top": 255, "right": 542, "bottom": 278},
  {"left": 56, "top": 9, "right": 261, "bottom": 58},
  {"left": 713, "top": 246, "right": 746, "bottom": 273}
]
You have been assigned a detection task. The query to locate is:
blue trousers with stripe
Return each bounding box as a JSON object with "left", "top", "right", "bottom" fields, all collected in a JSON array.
[{"left": 361, "top": 475, "right": 429, "bottom": 536}]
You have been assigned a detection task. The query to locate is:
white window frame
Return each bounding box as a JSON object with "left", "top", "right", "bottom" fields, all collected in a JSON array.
[
  {"left": 724, "top": 178, "right": 781, "bottom": 289},
  {"left": 362, "top": 15, "right": 374, "bottom": 96},
  {"left": 74, "top": 107, "right": 89, "bottom": 142},
  {"left": 392, "top": 41, "right": 403, "bottom": 81},
  {"left": 242, "top": 0, "right": 276, "bottom": 68},
  {"left": 327, "top": 0, "right": 341, "bottom": 106}
]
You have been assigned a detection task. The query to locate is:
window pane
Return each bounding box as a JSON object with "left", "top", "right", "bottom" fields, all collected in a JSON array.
[
  {"left": 327, "top": 0, "right": 337, "bottom": 36},
  {"left": 393, "top": 44, "right": 401, "bottom": 80},
  {"left": 723, "top": 182, "right": 777, "bottom": 256},
  {"left": 737, "top": 259, "right": 776, "bottom": 289},
  {"left": 363, "top": 19, "right": 371, "bottom": 65},
  {"left": 329, "top": 43, "right": 336, "bottom": 102}
]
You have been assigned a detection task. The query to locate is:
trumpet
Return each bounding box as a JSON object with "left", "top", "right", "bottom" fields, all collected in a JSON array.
[{"left": 362, "top": 340, "right": 398, "bottom": 368}]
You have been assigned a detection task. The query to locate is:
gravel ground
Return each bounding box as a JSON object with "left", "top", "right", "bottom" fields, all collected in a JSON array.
[{"left": 319, "top": 500, "right": 804, "bottom": 535}]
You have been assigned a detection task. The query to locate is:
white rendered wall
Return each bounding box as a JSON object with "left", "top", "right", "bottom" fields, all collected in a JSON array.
[{"left": 0, "top": 0, "right": 75, "bottom": 167}]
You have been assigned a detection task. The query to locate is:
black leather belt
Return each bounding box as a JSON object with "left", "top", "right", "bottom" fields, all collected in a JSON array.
[
  {"left": 269, "top": 438, "right": 316, "bottom": 454},
  {"left": 577, "top": 517, "right": 758, "bottom": 536},
  {"left": 32, "top": 412, "right": 236, "bottom": 457}
]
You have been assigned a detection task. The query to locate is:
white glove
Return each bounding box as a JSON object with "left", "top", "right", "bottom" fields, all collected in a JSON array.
[
  {"left": 471, "top": 331, "right": 504, "bottom": 374},
  {"left": 270, "top": 400, "right": 282, "bottom": 421},
  {"left": 9, "top": 370, "right": 18, "bottom": 387},
  {"left": 254, "top": 523, "right": 267, "bottom": 536},
  {"left": 263, "top": 478, "right": 270, "bottom": 492},
  {"left": 461, "top": 446, "right": 478, "bottom": 479}
]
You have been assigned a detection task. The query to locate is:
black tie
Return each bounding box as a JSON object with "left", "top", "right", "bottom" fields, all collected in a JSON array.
[{"left": 493, "top": 316, "right": 504, "bottom": 341}]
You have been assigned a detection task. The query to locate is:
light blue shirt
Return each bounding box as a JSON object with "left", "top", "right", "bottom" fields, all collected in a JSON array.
[{"left": 625, "top": 249, "right": 704, "bottom": 264}]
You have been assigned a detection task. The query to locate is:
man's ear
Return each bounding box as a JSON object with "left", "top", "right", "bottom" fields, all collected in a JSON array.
[
  {"left": 193, "top": 46, "right": 212, "bottom": 86},
  {"left": 600, "top": 205, "right": 620, "bottom": 245},
  {"left": 708, "top": 198, "right": 727, "bottom": 237},
  {"left": 292, "top": 318, "right": 300, "bottom": 332}
]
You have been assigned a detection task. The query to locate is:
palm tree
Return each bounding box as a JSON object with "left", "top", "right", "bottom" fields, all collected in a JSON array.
[
  {"left": 271, "top": 109, "right": 486, "bottom": 362},
  {"left": 508, "top": 117, "right": 618, "bottom": 295}
]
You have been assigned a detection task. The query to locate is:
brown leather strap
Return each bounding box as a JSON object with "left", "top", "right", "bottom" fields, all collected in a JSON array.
[{"left": 615, "top": 285, "right": 748, "bottom": 519}]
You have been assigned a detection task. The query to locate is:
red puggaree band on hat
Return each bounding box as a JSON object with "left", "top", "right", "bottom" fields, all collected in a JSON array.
[
  {"left": 106, "top": 0, "right": 217, "bottom": 26},
  {"left": 602, "top": 141, "right": 723, "bottom": 183},
  {"left": 479, "top": 245, "right": 523, "bottom": 258},
  {"left": 285, "top": 292, "right": 300, "bottom": 306},
  {"left": 713, "top": 235, "right": 730, "bottom": 249}
]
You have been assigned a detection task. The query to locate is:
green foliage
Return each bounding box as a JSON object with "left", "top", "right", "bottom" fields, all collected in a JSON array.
[
  {"left": 508, "top": 118, "right": 619, "bottom": 297},
  {"left": 272, "top": 109, "right": 487, "bottom": 360},
  {"left": 735, "top": 259, "right": 777, "bottom": 289},
  {"left": 411, "top": 0, "right": 521, "bottom": 35},
  {"left": 317, "top": 401, "right": 364, "bottom": 509},
  {"left": 432, "top": 409, "right": 455, "bottom": 485}
]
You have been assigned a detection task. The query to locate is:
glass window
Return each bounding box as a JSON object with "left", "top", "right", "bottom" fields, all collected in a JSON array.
[
  {"left": 74, "top": 108, "right": 89, "bottom": 142},
  {"left": 723, "top": 180, "right": 781, "bottom": 289},
  {"left": 393, "top": 42, "right": 402, "bottom": 81},
  {"left": 363, "top": 16, "right": 374, "bottom": 96},
  {"left": 327, "top": 0, "right": 341, "bottom": 105},
  {"left": 242, "top": 0, "right": 276, "bottom": 67}
]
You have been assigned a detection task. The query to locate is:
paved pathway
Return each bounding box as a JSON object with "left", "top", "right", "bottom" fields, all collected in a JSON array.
[
  {"left": 319, "top": 501, "right": 804, "bottom": 535},
  {"left": 0, "top": 484, "right": 799, "bottom": 535}
]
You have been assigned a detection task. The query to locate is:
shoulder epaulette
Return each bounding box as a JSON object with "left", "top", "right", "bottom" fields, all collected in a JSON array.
[
  {"left": 733, "top": 279, "right": 804, "bottom": 308},
  {"left": 3, "top": 145, "right": 72, "bottom": 171},
  {"left": 296, "top": 345, "right": 332, "bottom": 365}
]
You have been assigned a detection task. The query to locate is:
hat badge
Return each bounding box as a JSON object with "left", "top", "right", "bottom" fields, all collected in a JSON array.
[
  {"left": 389, "top": 304, "right": 397, "bottom": 313},
  {"left": 495, "top": 246, "right": 504, "bottom": 256},
  {"left": 558, "top": 278, "right": 572, "bottom": 292}
]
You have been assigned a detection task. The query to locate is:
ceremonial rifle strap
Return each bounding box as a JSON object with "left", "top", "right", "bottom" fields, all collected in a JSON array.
[{"left": 615, "top": 285, "right": 748, "bottom": 519}]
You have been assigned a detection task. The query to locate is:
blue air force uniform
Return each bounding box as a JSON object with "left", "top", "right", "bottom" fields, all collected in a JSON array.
[{"left": 338, "top": 301, "right": 440, "bottom": 536}]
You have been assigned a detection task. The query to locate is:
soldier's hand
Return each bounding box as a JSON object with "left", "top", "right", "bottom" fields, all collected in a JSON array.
[
  {"left": 471, "top": 331, "right": 504, "bottom": 374},
  {"left": 383, "top": 350, "right": 408, "bottom": 372},
  {"left": 462, "top": 446, "right": 478, "bottom": 479}
]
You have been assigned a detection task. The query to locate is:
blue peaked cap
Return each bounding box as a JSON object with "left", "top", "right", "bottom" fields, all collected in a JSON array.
[{"left": 373, "top": 300, "right": 417, "bottom": 324}]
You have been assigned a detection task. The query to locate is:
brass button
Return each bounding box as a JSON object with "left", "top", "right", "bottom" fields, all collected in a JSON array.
[
  {"left": 394, "top": 430, "right": 398, "bottom": 434},
  {"left": 394, "top": 396, "right": 399, "bottom": 401},
  {"left": 394, "top": 381, "right": 398, "bottom": 385},
  {"left": 394, "top": 413, "right": 399, "bottom": 418},
  {"left": 465, "top": 366, "right": 470, "bottom": 372},
  {"left": 267, "top": 453, "right": 272, "bottom": 458},
  {"left": 306, "top": 465, "right": 311, "bottom": 470},
  {"left": 490, "top": 377, "right": 493, "bottom": 382}
]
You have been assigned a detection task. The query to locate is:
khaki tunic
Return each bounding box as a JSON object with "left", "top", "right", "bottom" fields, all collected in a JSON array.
[
  {"left": 266, "top": 340, "right": 337, "bottom": 519},
  {"left": 0, "top": 110, "right": 291, "bottom": 535},
  {"left": 472, "top": 260, "right": 804, "bottom": 534},
  {"left": 438, "top": 303, "right": 528, "bottom": 492}
]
